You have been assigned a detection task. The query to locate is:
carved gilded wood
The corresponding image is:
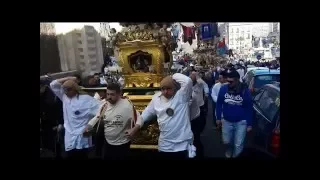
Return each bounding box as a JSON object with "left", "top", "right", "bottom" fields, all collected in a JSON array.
[{"left": 116, "top": 40, "right": 166, "bottom": 88}]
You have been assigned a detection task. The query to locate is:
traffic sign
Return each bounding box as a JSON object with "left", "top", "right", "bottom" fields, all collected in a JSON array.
[{"left": 257, "top": 55, "right": 262, "bottom": 60}]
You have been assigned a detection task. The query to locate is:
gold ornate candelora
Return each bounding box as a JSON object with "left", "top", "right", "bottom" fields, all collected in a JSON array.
[{"left": 113, "top": 23, "right": 174, "bottom": 148}]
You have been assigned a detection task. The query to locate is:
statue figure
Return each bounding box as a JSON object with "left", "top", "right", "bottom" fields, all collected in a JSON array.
[{"left": 133, "top": 26, "right": 142, "bottom": 40}]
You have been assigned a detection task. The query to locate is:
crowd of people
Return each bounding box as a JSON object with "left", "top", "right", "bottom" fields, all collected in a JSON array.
[{"left": 40, "top": 58, "right": 280, "bottom": 160}]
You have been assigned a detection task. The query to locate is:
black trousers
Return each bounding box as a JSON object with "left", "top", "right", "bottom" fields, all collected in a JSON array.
[
  {"left": 199, "top": 104, "right": 208, "bottom": 132},
  {"left": 212, "top": 101, "right": 217, "bottom": 127},
  {"left": 158, "top": 150, "right": 188, "bottom": 160},
  {"left": 191, "top": 116, "right": 204, "bottom": 159},
  {"left": 66, "top": 148, "right": 89, "bottom": 160},
  {"left": 103, "top": 141, "right": 131, "bottom": 160}
]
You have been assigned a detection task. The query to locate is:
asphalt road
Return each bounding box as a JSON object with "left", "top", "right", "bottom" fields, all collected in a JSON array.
[{"left": 201, "top": 99, "right": 225, "bottom": 158}]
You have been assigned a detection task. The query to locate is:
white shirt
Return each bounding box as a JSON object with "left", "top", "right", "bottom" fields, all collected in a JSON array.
[
  {"left": 237, "top": 69, "right": 245, "bottom": 82},
  {"left": 93, "top": 92, "right": 101, "bottom": 100},
  {"left": 196, "top": 78, "right": 209, "bottom": 107},
  {"left": 141, "top": 73, "right": 193, "bottom": 152},
  {"left": 88, "top": 98, "right": 143, "bottom": 145},
  {"left": 211, "top": 82, "right": 223, "bottom": 103},
  {"left": 211, "top": 82, "right": 227, "bottom": 118},
  {"left": 118, "top": 77, "right": 125, "bottom": 88},
  {"left": 50, "top": 80, "right": 100, "bottom": 151},
  {"left": 189, "top": 83, "right": 201, "bottom": 121}
]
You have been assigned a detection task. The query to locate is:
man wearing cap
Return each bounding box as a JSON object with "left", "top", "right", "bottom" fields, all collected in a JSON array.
[
  {"left": 215, "top": 70, "right": 253, "bottom": 158},
  {"left": 130, "top": 73, "right": 193, "bottom": 159},
  {"left": 50, "top": 77, "right": 100, "bottom": 159}
]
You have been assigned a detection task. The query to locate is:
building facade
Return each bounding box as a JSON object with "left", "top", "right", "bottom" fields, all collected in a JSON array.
[
  {"left": 272, "top": 22, "right": 280, "bottom": 32},
  {"left": 228, "top": 23, "right": 253, "bottom": 55},
  {"left": 218, "top": 22, "right": 229, "bottom": 45},
  {"left": 252, "top": 23, "right": 273, "bottom": 38},
  {"left": 57, "top": 25, "right": 104, "bottom": 77},
  {"left": 100, "top": 23, "right": 111, "bottom": 41}
]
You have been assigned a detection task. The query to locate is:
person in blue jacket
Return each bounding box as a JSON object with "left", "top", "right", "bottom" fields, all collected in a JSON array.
[{"left": 215, "top": 69, "right": 253, "bottom": 158}]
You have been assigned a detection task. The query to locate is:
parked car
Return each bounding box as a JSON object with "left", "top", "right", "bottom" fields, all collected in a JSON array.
[
  {"left": 243, "top": 67, "right": 269, "bottom": 80},
  {"left": 244, "top": 83, "right": 280, "bottom": 159},
  {"left": 243, "top": 69, "right": 280, "bottom": 94}
]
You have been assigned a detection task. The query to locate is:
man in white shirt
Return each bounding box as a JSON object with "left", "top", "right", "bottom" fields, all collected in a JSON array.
[
  {"left": 236, "top": 64, "right": 245, "bottom": 82},
  {"left": 211, "top": 70, "right": 228, "bottom": 128},
  {"left": 211, "top": 70, "right": 228, "bottom": 103},
  {"left": 93, "top": 88, "right": 107, "bottom": 102},
  {"left": 50, "top": 77, "right": 100, "bottom": 160},
  {"left": 189, "top": 73, "right": 204, "bottom": 159},
  {"left": 191, "top": 71, "right": 209, "bottom": 135},
  {"left": 85, "top": 83, "right": 143, "bottom": 160},
  {"left": 130, "top": 73, "right": 193, "bottom": 159}
]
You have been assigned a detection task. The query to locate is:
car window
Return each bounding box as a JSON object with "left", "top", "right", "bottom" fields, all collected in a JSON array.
[
  {"left": 258, "top": 88, "right": 280, "bottom": 121},
  {"left": 254, "top": 88, "right": 265, "bottom": 102},
  {"left": 254, "top": 74, "right": 280, "bottom": 88}
]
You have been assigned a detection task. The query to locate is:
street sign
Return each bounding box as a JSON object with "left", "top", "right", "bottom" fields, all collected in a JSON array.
[{"left": 257, "top": 55, "right": 262, "bottom": 60}]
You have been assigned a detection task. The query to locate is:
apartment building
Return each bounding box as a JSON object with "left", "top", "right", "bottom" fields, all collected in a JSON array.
[
  {"left": 57, "top": 25, "right": 104, "bottom": 77},
  {"left": 218, "top": 22, "right": 229, "bottom": 45},
  {"left": 272, "top": 22, "right": 280, "bottom": 32},
  {"left": 252, "top": 23, "right": 273, "bottom": 38},
  {"left": 228, "top": 23, "right": 253, "bottom": 54}
]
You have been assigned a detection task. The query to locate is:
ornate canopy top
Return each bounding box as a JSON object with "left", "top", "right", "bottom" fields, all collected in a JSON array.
[
  {"left": 112, "top": 23, "right": 174, "bottom": 50},
  {"left": 119, "top": 23, "right": 173, "bottom": 29}
]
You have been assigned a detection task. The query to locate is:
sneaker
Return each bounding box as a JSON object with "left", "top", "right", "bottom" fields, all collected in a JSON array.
[{"left": 225, "top": 151, "right": 232, "bottom": 158}]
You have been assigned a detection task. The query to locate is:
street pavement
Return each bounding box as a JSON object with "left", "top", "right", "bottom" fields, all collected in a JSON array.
[{"left": 201, "top": 99, "right": 225, "bottom": 158}]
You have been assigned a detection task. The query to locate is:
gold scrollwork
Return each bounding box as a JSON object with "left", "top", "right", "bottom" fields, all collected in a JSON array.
[{"left": 117, "top": 41, "right": 166, "bottom": 88}]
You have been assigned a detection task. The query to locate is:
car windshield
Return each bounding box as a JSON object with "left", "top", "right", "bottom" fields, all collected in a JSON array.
[{"left": 254, "top": 74, "right": 280, "bottom": 88}]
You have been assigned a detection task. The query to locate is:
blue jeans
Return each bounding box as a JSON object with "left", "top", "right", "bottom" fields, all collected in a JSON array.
[{"left": 222, "top": 119, "right": 247, "bottom": 158}]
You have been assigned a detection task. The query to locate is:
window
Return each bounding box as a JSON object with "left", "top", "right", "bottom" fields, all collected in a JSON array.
[
  {"left": 88, "top": 47, "right": 95, "bottom": 51},
  {"left": 247, "top": 33, "right": 250, "bottom": 39},
  {"left": 236, "top": 28, "right": 239, "bottom": 33},
  {"left": 78, "top": 40, "right": 82, "bottom": 44},
  {"left": 89, "top": 54, "right": 96, "bottom": 59},
  {"left": 254, "top": 89, "right": 265, "bottom": 102},
  {"left": 78, "top": 48, "right": 83, "bottom": 52},
  {"left": 80, "top": 55, "right": 84, "bottom": 59},
  {"left": 258, "top": 88, "right": 280, "bottom": 121},
  {"left": 254, "top": 75, "right": 280, "bottom": 88},
  {"left": 86, "top": 32, "right": 94, "bottom": 37},
  {"left": 87, "top": 40, "right": 95, "bottom": 44}
]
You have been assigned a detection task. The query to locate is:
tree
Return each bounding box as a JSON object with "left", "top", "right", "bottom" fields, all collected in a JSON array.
[
  {"left": 40, "top": 32, "right": 61, "bottom": 75},
  {"left": 40, "top": 23, "right": 56, "bottom": 35}
]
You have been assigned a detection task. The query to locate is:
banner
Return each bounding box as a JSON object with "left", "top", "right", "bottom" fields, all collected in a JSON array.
[{"left": 201, "top": 23, "right": 213, "bottom": 40}]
